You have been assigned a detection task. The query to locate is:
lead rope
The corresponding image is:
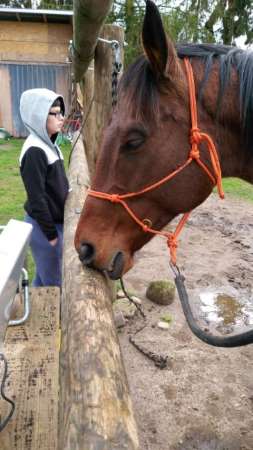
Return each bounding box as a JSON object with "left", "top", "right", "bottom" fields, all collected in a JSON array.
[{"left": 120, "top": 279, "right": 169, "bottom": 369}]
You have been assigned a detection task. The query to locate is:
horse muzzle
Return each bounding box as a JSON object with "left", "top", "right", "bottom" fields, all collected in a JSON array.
[{"left": 78, "top": 242, "right": 127, "bottom": 280}]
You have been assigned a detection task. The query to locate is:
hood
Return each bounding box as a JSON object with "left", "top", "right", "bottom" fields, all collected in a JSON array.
[{"left": 20, "top": 88, "right": 65, "bottom": 150}]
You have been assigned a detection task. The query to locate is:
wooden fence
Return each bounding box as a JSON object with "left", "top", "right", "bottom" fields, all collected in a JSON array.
[{"left": 59, "top": 19, "right": 140, "bottom": 450}]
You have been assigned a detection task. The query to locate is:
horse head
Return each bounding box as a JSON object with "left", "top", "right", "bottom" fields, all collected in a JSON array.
[{"left": 75, "top": 0, "right": 248, "bottom": 279}]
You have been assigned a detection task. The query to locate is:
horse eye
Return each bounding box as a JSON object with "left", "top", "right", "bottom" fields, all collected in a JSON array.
[{"left": 121, "top": 137, "right": 145, "bottom": 151}]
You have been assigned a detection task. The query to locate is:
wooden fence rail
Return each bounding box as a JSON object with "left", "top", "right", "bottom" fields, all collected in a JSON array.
[
  {"left": 73, "top": 0, "right": 113, "bottom": 82},
  {"left": 59, "top": 126, "right": 139, "bottom": 450},
  {"left": 60, "top": 12, "right": 139, "bottom": 448}
]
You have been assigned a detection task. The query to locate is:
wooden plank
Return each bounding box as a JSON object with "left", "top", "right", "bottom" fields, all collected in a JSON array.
[
  {"left": 0, "top": 22, "right": 72, "bottom": 63},
  {"left": 0, "top": 66, "right": 12, "bottom": 134},
  {"left": 0, "top": 287, "right": 60, "bottom": 450},
  {"left": 56, "top": 66, "right": 72, "bottom": 115}
]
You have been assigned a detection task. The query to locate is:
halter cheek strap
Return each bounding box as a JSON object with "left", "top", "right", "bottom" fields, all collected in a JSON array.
[{"left": 88, "top": 58, "right": 224, "bottom": 265}]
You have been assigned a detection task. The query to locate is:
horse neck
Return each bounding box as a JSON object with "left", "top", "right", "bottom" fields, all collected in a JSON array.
[{"left": 192, "top": 59, "right": 253, "bottom": 184}]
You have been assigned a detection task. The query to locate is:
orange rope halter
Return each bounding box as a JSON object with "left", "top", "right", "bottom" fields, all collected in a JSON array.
[{"left": 88, "top": 58, "right": 224, "bottom": 265}]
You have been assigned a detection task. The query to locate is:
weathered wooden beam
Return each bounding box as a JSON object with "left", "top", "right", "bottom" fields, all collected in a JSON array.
[
  {"left": 82, "top": 24, "right": 124, "bottom": 178},
  {"left": 81, "top": 67, "right": 96, "bottom": 176},
  {"left": 59, "top": 133, "right": 139, "bottom": 450},
  {"left": 73, "top": 0, "right": 113, "bottom": 81}
]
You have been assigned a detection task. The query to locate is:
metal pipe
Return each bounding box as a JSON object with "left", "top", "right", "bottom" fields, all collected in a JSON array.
[{"left": 9, "top": 268, "right": 30, "bottom": 326}]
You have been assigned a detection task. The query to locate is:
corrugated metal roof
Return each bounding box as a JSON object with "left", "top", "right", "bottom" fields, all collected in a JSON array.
[{"left": 0, "top": 8, "right": 73, "bottom": 24}]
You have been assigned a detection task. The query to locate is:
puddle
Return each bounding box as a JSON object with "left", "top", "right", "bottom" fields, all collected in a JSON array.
[
  {"left": 198, "top": 290, "right": 253, "bottom": 334},
  {"left": 216, "top": 294, "right": 242, "bottom": 325}
]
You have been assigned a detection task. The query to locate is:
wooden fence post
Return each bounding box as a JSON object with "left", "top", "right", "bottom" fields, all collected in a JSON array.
[
  {"left": 81, "top": 24, "right": 124, "bottom": 178},
  {"left": 82, "top": 67, "right": 96, "bottom": 176},
  {"left": 93, "top": 24, "right": 124, "bottom": 164}
]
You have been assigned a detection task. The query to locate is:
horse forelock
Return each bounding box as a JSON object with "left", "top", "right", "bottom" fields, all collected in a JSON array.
[
  {"left": 118, "top": 56, "right": 160, "bottom": 123},
  {"left": 120, "top": 44, "right": 253, "bottom": 151}
]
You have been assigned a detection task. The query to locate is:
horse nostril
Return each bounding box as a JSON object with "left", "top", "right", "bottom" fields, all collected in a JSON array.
[{"left": 78, "top": 242, "right": 96, "bottom": 265}]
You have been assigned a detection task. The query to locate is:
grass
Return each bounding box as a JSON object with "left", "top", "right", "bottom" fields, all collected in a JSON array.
[
  {"left": 221, "top": 178, "right": 253, "bottom": 202},
  {"left": 0, "top": 137, "right": 71, "bottom": 281},
  {"left": 0, "top": 139, "right": 25, "bottom": 224},
  {"left": 0, "top": 138, "right": 71, "bottom": 224}
]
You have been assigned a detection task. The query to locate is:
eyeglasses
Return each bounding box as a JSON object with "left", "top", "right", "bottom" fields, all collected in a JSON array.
[{"left": 48, "top": 112, "right": 64, "bottom": 119}]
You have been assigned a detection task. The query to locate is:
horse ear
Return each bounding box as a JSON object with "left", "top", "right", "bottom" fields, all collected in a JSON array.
[{"left": 142, "top": 0, "right": 178, "bottom": 79}]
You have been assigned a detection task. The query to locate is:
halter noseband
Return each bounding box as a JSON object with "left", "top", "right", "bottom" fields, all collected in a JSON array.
[{"left": 88, "top": 58, "right": 224, "bottom": 265}]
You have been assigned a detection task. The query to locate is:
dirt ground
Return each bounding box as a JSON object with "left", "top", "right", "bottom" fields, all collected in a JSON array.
[{"left": 119, "top": 193, "right": 253, "bottom": 450}]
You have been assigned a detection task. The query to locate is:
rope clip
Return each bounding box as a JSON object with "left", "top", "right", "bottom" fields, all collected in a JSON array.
[{"left": 169, "top": 261, "right": 181, "bottom": 278}]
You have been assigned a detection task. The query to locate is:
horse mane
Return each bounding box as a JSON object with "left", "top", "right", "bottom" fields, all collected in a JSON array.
[{"left": 120, "top": 43, "right": 253, "bottom": 149}]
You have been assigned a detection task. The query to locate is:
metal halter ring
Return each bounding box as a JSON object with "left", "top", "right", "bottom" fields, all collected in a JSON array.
[{"left": 142, "top": 218, "right": 152, "bottom": 228}]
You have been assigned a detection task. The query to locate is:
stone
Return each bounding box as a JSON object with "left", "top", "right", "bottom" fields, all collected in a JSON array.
[
  {"left": 130, "top": 295, "right": 142, "bottom": 305},
  {"left": 157, "top": 321, "right": 170, "bottom": 330},
  {"left": 113, "top": 310, "right": 126, "bottom": 328},
  {"left": 146, "top": 280, "right": 175, "bottom": 306},
  {"left": 116, "top": 289, "right": 125, "bottom": 299},
  {"left": 113, "top": 297, "right": 137, "bottom": 318}
]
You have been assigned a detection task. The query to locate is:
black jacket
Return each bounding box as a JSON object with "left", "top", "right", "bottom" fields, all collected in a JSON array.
[{"left": 20, "top": 135, "right": 69, "bottom": 240}]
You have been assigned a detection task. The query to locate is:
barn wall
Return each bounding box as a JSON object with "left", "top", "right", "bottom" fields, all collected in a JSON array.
[
  {"left": 0, "top": 62, "right": 71, "bottom": 137},
  {"left": 0, "top": 22, "right": 72, "bottom": 64},
  {"left": 0, "top": 19, "right": 72, "bottom": 137}
]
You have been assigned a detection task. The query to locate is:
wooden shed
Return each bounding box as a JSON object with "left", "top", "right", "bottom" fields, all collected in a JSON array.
[{"left": 0, "top": 8, "right": 73, "bottom": 137}]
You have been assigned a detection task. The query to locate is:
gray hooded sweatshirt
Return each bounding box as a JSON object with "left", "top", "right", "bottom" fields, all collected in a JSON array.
[{"left": 19, "top": 88, "right": 69, "bottom": 240}]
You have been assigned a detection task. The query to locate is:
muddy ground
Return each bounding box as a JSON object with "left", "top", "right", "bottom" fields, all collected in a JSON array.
[{"left": 119, "top": 193, "right": 253, "bottom": 450}]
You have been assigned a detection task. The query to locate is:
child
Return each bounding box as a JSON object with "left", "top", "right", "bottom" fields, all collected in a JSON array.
[{"left": 19, "top": 88, "right": 69, "bottom": 287}]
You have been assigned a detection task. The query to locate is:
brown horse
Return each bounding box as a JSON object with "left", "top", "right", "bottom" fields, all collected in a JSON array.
[{"left": 75, "top": 1, "right": 253, "bottom": 282}]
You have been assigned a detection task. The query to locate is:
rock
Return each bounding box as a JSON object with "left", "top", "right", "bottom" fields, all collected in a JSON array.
[
  {"left": 146, "top": 280, "right": 175, "bottom": 306},
  {"left": 157, "top": 321, "right": 170, "bottom": 330},
  {"left": 113, "top": 297, "right": 137, "bottom": 318},
  {"left": 130, "top": 295, "right": 142, "bottom": 305},
  {"left": 116, "top": 289, "right": 125, "bottom": 299},
  {"left": 113, "top": 310, "right": 126, "bottom": 328}
]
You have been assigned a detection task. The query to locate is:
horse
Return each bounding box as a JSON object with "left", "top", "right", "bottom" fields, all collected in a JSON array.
[{"left": 74, "top": 0, "right": 253, "bottom": 346}]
